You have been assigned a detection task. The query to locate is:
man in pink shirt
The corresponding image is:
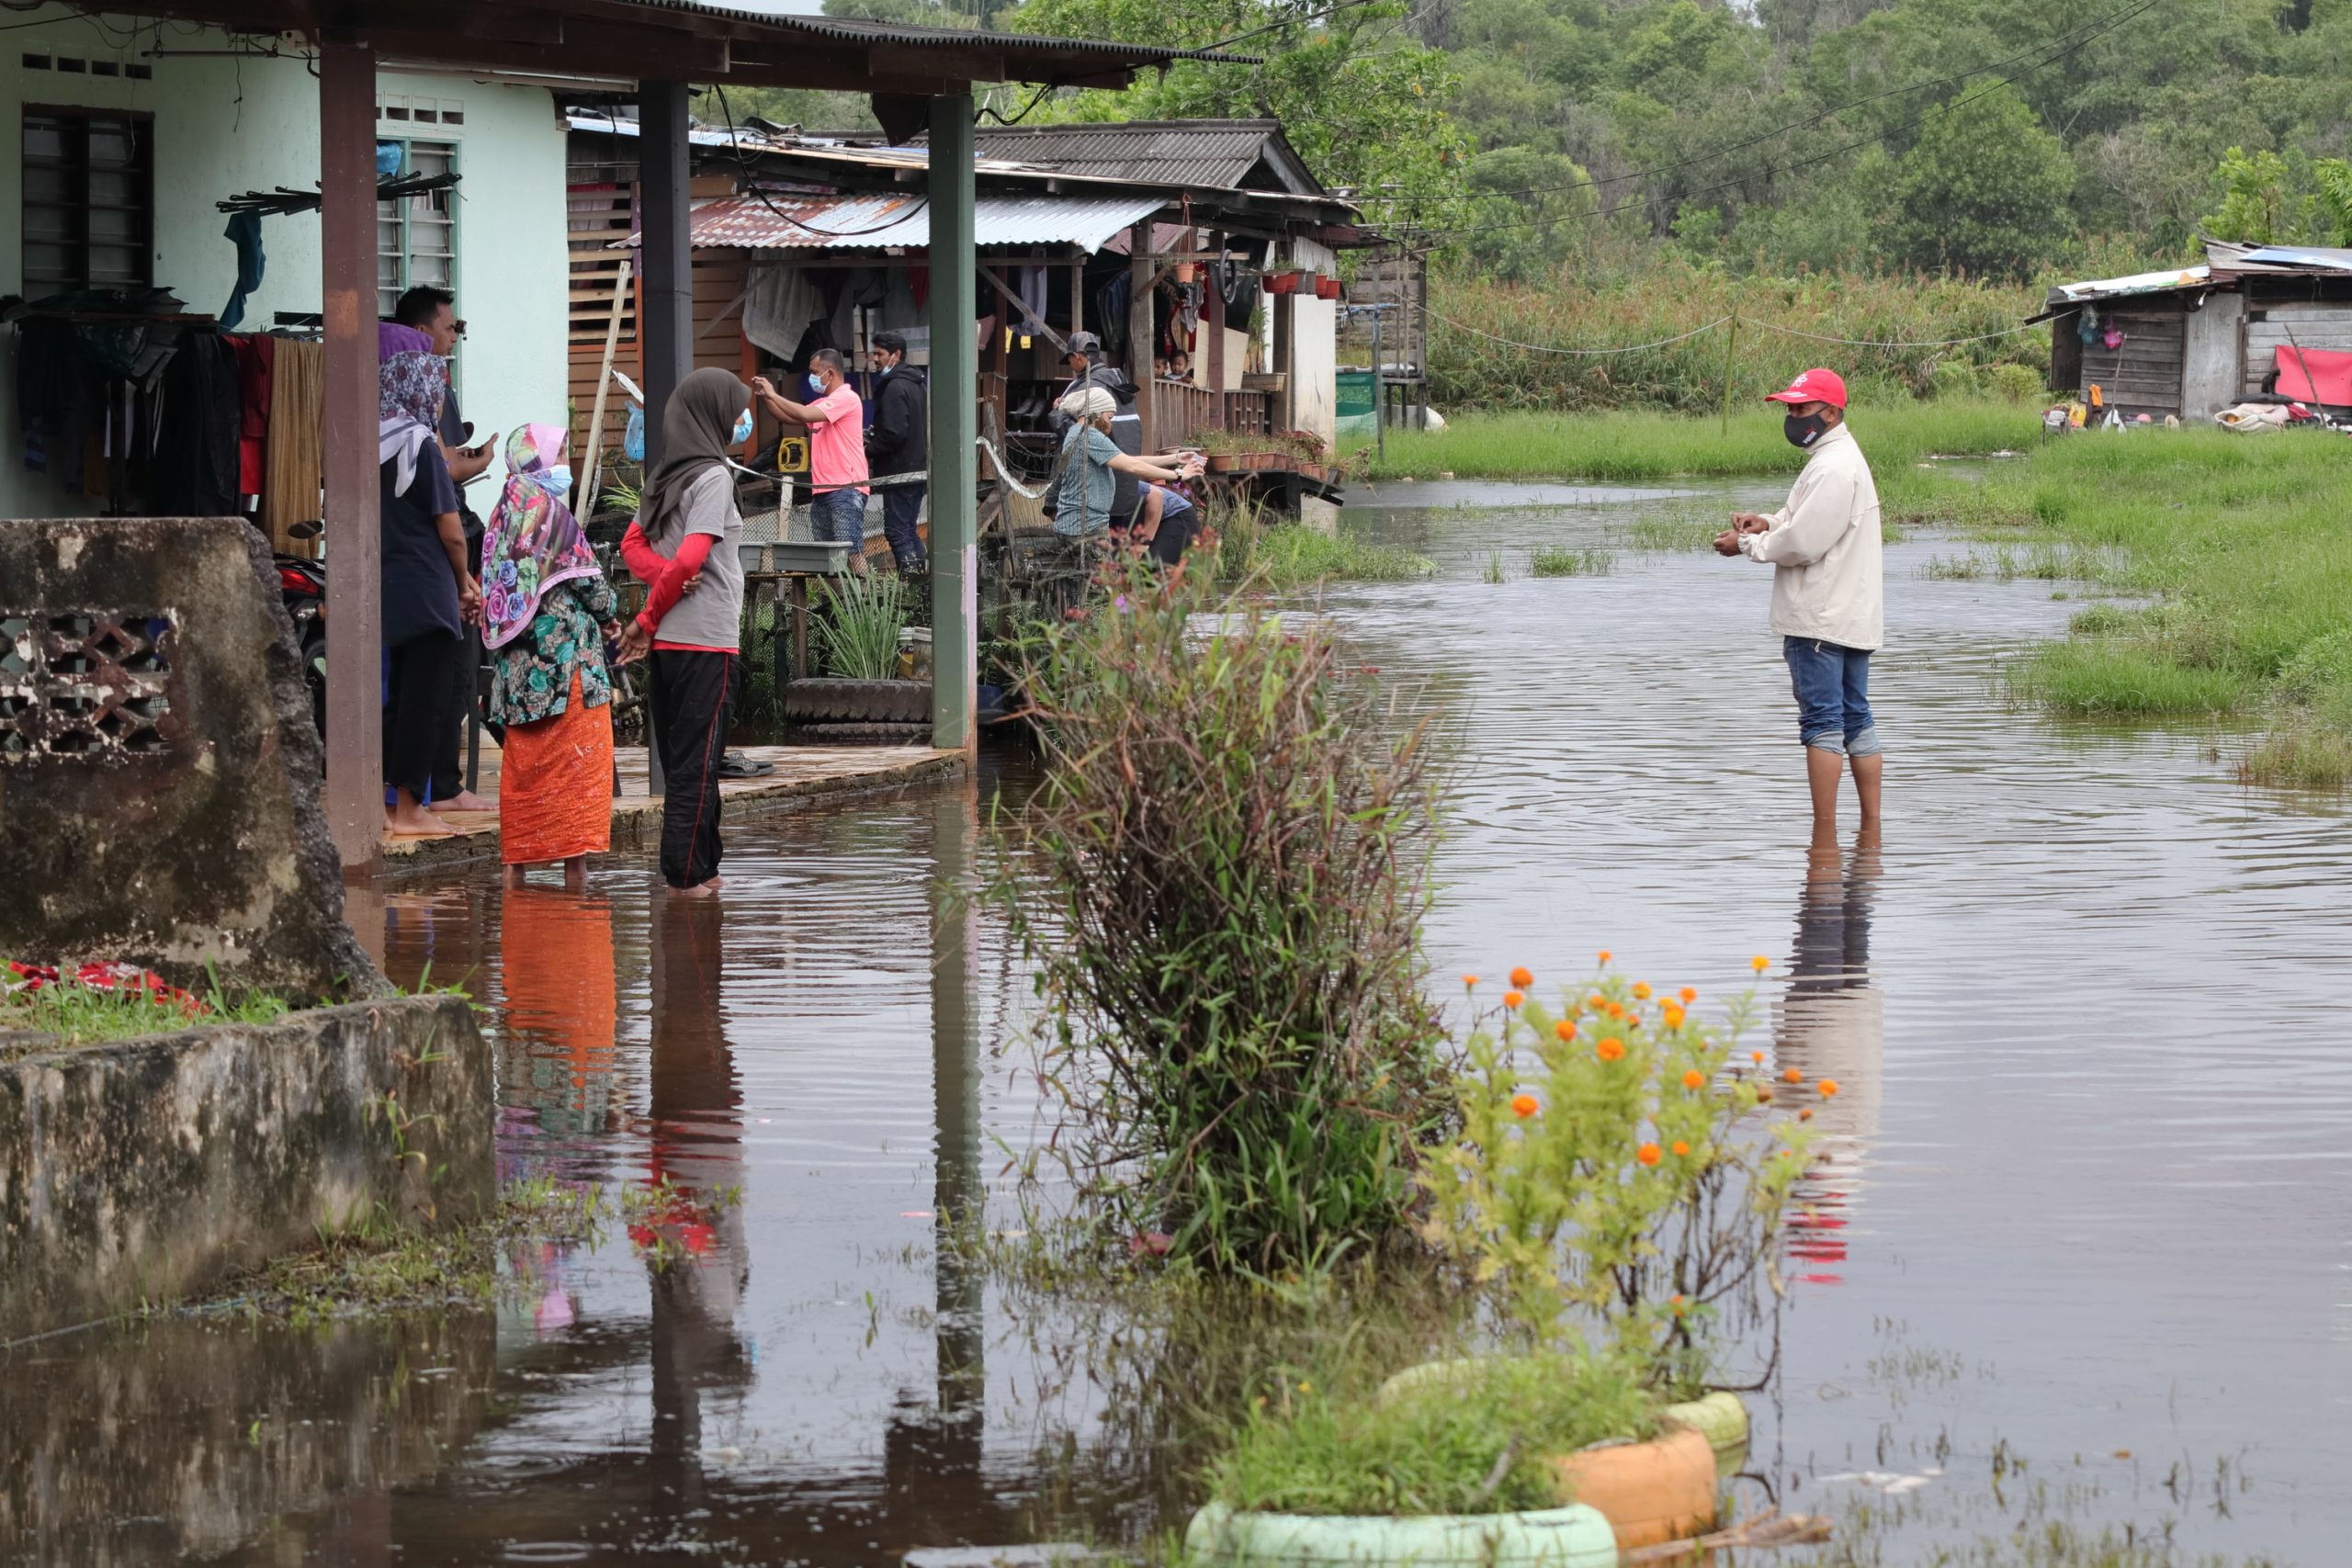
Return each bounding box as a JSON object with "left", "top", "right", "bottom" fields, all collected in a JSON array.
[{"left": 753, "top": 347, "right": 871, "bottom": 576}]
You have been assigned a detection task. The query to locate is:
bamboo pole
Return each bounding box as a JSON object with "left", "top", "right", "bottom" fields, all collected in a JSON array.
[
  {"left": 578, "top": 254, "right": 634, "bottom": 517},
  {"left": 1720, "top": 314, "right": 1739, "bottom": 435}
]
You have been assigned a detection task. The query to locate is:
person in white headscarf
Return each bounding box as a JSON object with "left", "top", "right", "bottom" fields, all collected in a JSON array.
[{"left": 1052, "top": 387, "right": 1203, "bottom": 553}]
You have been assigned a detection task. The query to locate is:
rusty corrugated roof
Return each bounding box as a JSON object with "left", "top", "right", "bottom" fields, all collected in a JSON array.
[
  {"left": 672, "top": 190, "right": 1167, "bottom": 252},
  {"left": 967, "top": 120, "right": 1323, "bottom": 196},
  {"left": 614, "top": 0, "right": 1260, "bottom": 68}
]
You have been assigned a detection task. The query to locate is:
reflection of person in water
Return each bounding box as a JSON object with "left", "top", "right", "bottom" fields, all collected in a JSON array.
[
  {"left": 643, "top": 896, "right": 750, "bottom": 1513},
  {"left": 1773, "top": 829, "right": 1883, "bottom": 1283}
]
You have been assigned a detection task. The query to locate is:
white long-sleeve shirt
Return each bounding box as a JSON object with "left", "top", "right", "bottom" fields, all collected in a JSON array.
[{"left": 1737, "top": 422, "right": 1883, "bottom": 651}]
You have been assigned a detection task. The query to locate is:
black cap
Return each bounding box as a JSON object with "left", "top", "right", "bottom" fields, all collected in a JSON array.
[{"left": 1065, "top": 330, "right": 1102, "bottom": 359}]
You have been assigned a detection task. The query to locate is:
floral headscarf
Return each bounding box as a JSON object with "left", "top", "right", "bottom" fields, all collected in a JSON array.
[
  {"left": 379, "top": 351, "right": 447, "bottom": 498},
  {"left": 480, "top": 423, "right": 600, "bottom": 650}
]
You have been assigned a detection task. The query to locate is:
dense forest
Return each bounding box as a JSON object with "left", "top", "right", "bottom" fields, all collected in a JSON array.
[{"left": 728, "top": 0, "right": 2352, "bottom": 286}]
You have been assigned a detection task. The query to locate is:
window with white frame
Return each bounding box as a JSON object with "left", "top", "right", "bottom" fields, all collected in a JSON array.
[{"left": 375, "top": 136, "right": 458, "bottom": 321}]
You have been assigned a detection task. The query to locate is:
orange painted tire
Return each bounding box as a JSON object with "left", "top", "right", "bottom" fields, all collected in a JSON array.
[{"left": 1546, "top": 1425, "right": 1718, "bottom": 1551}]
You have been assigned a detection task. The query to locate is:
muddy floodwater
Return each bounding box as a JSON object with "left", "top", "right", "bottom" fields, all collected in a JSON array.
[{"left": 6, "top": 478, "right": 2350, "bottom": 1566}]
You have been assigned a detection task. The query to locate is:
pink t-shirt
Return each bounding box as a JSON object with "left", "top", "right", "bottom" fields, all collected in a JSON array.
[{"left": 806, "top": 383, "right": 869, "bottom": 495}]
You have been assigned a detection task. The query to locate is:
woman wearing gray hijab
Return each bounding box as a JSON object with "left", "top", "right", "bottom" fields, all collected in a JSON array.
[{"left": 620, "top": 367, "right": 753, "bottom": 896}]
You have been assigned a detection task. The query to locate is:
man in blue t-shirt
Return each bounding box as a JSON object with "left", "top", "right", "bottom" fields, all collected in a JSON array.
[{"left": 1052, "top": 388, "right": 1202, "bottom": 556}]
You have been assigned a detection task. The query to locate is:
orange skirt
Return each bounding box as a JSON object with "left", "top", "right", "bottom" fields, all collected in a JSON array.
[{"left": 500, "top": 671, "right": 615, "bottom": 865}]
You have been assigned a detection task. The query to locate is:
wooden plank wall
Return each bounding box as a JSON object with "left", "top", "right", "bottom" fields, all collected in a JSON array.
[
  {"left": 2242, "top": 299, "right": 2352, "bottom": 397},
  {"left": 2078, "top": 310, "right": 2184, "bottom": 418},
  {"left": 565, "top": 171, "right": 748, "bottom": 473},
  {"left": 1335, "top": 253, "right": 1426, "bottom": 372}
]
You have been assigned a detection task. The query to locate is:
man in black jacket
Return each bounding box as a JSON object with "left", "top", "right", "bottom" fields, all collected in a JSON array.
[{"left": 865, "top": 332, "right": 928, "bottom": 572}]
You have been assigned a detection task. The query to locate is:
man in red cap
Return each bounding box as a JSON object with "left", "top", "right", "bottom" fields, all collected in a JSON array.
[{"left": 1714, "top": 367, "right": 1883, "bottom": 833}]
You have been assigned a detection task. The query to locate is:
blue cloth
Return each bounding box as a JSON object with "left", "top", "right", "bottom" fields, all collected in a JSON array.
[
  {"left": 376, "top": 141, "right": 404, "bottom": 179},
  {"left": 220, "top": 211, "right": 265, "bottom": 331},
  {"left": 1783, "top": 636, "right": 1880, "bottom": 756},
  {"left": 809, "top": 487, "right": 865, "bottom": 547}
]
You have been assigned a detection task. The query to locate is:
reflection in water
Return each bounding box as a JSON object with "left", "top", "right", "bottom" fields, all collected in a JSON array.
[
  {"left": 1775, "top": 831, "right": 1883, "bottom": 1286},
  {"left": 642, "top": 895, "right": 752, "bottom": 1522}
]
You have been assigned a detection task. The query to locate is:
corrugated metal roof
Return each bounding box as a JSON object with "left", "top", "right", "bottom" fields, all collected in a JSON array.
[
  {"left": 968, "top": 120, "right": 1316, "bottom": 195},
  {"left": 2047, "top": 265, "right": 2211, "bottom": 304},
  {"left": 2238, "top": 244, "right": 2352, "bottom": 271},
  {"left": 612, "top": 0, "right": 1259, "bottom": 65},
  {"left": 676, "top": 191, "right": 1166, "bottom": 252}
]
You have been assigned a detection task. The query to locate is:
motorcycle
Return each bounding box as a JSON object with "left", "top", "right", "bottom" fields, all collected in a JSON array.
[{"left": 273, "top": 517, "right": 329, "bottom": 738}]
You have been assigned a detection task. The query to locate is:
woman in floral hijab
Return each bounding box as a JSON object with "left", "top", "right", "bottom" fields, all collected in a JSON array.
[{"left": 482, "top": 424, "right": 636, "bottom": 890}]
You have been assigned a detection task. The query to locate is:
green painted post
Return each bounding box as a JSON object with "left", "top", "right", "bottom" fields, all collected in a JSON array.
[{"left": 927, "top": 93, "right": 978, "bottom": 754}]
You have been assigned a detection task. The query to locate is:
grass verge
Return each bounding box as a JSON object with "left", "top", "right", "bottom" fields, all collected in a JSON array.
[
  {"left": 1216, "top": 503, "right": 1435, "bottom": 587},
  {"left": 0, "top": 975, "right": 291, "bottom": 1057}
]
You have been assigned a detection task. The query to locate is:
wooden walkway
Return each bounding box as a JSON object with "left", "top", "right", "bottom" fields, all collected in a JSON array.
[{"left": 379, "top": 743, "right": 969, "bottom": 873}]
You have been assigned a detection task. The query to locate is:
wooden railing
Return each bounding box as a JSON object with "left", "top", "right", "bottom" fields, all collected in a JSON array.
[{"left": 1149, "top": 382, "right": 1275, "bottom": 444}]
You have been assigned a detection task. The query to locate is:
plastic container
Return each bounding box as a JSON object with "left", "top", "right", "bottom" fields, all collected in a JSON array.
[
  {"left": 1548, "top": 1426, "right": 1717, "bottom": 1550},
  {"left": 1185, "top": 1500, "right": 1618, "bottom": 1567}
]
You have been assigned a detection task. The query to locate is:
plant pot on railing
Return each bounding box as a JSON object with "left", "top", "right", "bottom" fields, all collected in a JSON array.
[
  {"left": 1264, "top": 271, "right": 1304, "bottom": 295},
  {"left": 1315, "top": 276, "right": 1343, "bottom": 300},
  {"left": 1205, "top": 453, "right": 1245, "bottom": 474}
]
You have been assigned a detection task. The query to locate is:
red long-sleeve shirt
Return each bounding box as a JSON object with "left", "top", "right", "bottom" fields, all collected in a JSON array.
[{"left": 620, "top": 520, "right": 721, "bottom": 651}]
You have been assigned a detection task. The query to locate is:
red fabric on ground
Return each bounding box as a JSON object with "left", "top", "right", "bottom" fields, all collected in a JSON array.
[{"left": 2273, "top": 344, "right": 2352, "bottom": 405}]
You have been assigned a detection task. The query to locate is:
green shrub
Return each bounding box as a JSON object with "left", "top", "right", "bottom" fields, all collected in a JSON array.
[
  {"left": 1988, "top": 362, "right": 2046, "bottom": 404},
  {"left": 1208, "top": 1350, "right": 1657, "bottom": 1517},
  {"left": 812, "top": 571, "right": 906, "bottom": 680},
  {"left": 1928, "top": 358, "right": 1981, "bottom": 401},
  {"left": 992, "top": 568, "right": 1457, "bottom": 1273},
  {"left": 1530, "top": 547, "right": 1612, "bottom": 577}
]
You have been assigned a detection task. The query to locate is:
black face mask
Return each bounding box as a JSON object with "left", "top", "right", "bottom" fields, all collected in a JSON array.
[{"left": 1784, "top": 411, "right": 1831, "bottom": 449}]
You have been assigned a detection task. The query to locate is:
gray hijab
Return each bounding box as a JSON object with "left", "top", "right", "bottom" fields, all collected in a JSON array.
[{"left": 639, "top": 367, "right": 749, "bottom": 541}]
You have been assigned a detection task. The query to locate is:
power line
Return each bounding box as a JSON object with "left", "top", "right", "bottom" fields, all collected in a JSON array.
[
  {"left": 1381, "top": 0, "right": 2166, "bottom": 217},
  {"left": 1423, "top": 308, "right": 2048, "bottom": 356},
  {"left": 1429, "top": 309, "right": 1733, "bottom": 355}
]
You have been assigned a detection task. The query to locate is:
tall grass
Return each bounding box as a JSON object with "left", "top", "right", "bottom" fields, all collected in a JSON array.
[
  {"left": 1356, "top": 401, "right": 2038, "bottom": 483},
  {"left": 1424, "top": 260, "right": 2044, "bottom": 413},
  {"left": 989, "top": 566, "right": 1456, "bottom": 1273},
  {"left": 1215, "top": 498, "right": 1434, "bottom": 586},
  {"left": 812, "top": 571, "right": 907, "bottom": 680}
]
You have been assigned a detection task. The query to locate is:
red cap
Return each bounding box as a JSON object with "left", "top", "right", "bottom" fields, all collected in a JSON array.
[{"left": 1765, "top": 367, "right": 1848, "bottom": 410}]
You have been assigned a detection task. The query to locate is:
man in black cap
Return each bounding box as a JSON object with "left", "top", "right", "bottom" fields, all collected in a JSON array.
[{"left": 865, "top": 331, "right": 928, "bottom": 573}]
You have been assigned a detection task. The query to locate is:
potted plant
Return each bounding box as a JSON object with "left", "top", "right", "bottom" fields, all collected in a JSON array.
[
  {"left": 783, "top": 571, "right": 933, "bottom": 730},
  {"left": 1264, "top": 270, "right": 1304, "bottom": 295},
  {"left": 1316, "top": 276, "right": 1343, "bottom": 300}
]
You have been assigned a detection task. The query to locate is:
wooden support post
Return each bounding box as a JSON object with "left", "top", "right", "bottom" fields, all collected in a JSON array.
[
  {"left": 319, "top": 34, "right": 381, "bottom": 873},
  {"left": 1272, "top": 240, "right": 1295, "bottom": 435},
  {"left": 639, "top": 81, "right": 694, "bottom": 472},
  {"left": 639, "top": 80, "right": 692, "bottom": 795},
  {"left": 927, "top": 92, "right": 978, "bottom": 755},
  {"left": 1069, "top": 259, "right": 1084, "bottom": 340},
  {"left": 1206, "top": 230, "right": 1227, "bottom": 432},
  {"left": 1128, "top": 220, "right": 1155, "bottom": 453}
]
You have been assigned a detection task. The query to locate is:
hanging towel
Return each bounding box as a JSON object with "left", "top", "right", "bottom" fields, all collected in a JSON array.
[
  {"left": 743, "top": 261, "right": 822, "bottom": 360},
  {"left": 220, "top": 211, "right": 265, "bottom": 331}
]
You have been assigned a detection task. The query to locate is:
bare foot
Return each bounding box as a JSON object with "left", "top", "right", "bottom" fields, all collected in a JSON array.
[
  {"left": 667, "top": 876, "right": 723, "bottom": 898},
  {"left": 561, "top": 856, "right": 588, "bottom": 892},
  {"left": 385, "top": 802, "right": 456, "bottom": 838},
  {"left": 443, "top": 789, "right": 495, "bottom": 812}
]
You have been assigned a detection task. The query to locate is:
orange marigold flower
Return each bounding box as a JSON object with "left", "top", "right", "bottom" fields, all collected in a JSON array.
[
  {"left": 1679, "top": 987, "right": 1697, "bottom": 1004},
  {"left": 1511, "top": 1093, "right": 1539, "bottom": 1118},
  {"left": 1750, "top": 1050, "right": 1765, "bottom": 1064},
  {"left": 1604, "top": 1001, "right": 1625, "bottom": 1019},
  {"left": 1751, "top": 955, "right": 1770, "bottom": 973},
  {"left": 1632, "top": 981, "right": 1652, "bottom": 1000},
  {"left": 1671, "top": 1140, "right": 1691, "bottom": 1156},
  {"left": 1463, "top": 975, "right": 1479, "bottom": 988},
  {"left": 1818, "top": 1078, "right": 1841, "bottom": 1098},
  {"left": 1554, "top": 1021, "right": 1577, "bottom": 1043},
  {"left": 1635, "top": 1143, "right": 1662, "bottom": 1167},
  {"left": 1510, "top": 965, "right": 1533, "bottom": 989},
  {"left": 1662, "top": 1005, "right": 1686, "bottom": 1029},
  {"left": 1669, "top": 1293, "right": 1689, "bottom": 1317},
  {"left": 1503, "top": 989, "right": 1525, "bottom": 1010},
  {"left": 1597, "top": 1038, "right": 1626, "bottom": 1062},
  {"left": 1680, "top": 1069, "right": 1706, "bottom": 1089},
  {"left": 1799, "top": 1108, "right": 1815, "bottom": 1122},
  {"left": 1757, "top": 1087, "right": 1775, "bottom": 1103},
  {"left": 1588, "top": 993, "right": 1608, "bottom": 1010},
  {"left": 1597, "top": 950, "right": 1612, "bottom": 964},
  {"left": 1782, "top": 1066, "right": 1803, "bottom": 1084}
]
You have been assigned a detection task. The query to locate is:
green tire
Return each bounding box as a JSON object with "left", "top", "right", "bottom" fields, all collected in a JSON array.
[{"left": 1184, "top": 1500, "right": 1620, "bottom": 1566}]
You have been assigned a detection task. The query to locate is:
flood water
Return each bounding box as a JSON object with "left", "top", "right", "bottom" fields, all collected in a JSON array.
[{"left": 6, "top": 477, "right": 2350, "bottom": 1566}]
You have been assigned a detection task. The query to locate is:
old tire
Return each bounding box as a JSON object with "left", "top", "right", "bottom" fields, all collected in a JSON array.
[
  {"left": 1184, "top": 1501, "right": 1618, "bottom": 1567},
  {"left": 1658, "top": 1390, "right": 1749, "bottom": 1476},
  {"left": 788, "top": 722, "right": 932, "bottom": 744},
  {"left": 781, "top": 677, "right": 930, "bottom": 723}
]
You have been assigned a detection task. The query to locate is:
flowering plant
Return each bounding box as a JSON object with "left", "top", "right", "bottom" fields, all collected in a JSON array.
[{"left": 1417, "top": 958, "right": 1816, "bottom": 1381}]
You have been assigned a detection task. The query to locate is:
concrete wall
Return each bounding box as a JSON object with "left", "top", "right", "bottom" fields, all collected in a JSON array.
[
  {"left": 2181, "top": 293, "right": 2245, "bottom": 421},
  {"left": 1289, "top": 235, "right": 1339, "bottom": 447},
  {"left": 0, "top": 7, "right": 569, "bottom": 517},
  {"left": 0, "top": 995, "right": 493, "bottom": 1337}
]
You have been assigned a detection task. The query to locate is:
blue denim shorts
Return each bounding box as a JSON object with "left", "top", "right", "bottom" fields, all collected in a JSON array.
[
  {"left": 1783, "top": 637, "right": 1882, "bottom": 756},
  {"left": 809, "top": 488, "right": 866, "bottom": 546}
]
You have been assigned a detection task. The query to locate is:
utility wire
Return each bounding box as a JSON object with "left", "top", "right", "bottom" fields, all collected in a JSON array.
[
  {"left": 1425, "top": 307, "right": 2048, "bottom": 355},
  {"left": 1381, "top": 0, "right": 2165, "bottom": 218},
  {"left": 704, "top": 85, "right": 932, "bottom": 239},
  {"left": 1428, "top": 308, "right": 1733, "bottom": 355}
]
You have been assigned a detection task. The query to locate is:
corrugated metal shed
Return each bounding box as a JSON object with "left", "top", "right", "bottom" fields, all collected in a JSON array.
[
  {"left": 613, "top": 0, "right": 1259, "bottom": 66},
  {"left": 967, "top": 120, "right": 1322, "bottom": 196},
  {"left": 673, "top": 191, "right": 1167, "bottom": 253}
]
